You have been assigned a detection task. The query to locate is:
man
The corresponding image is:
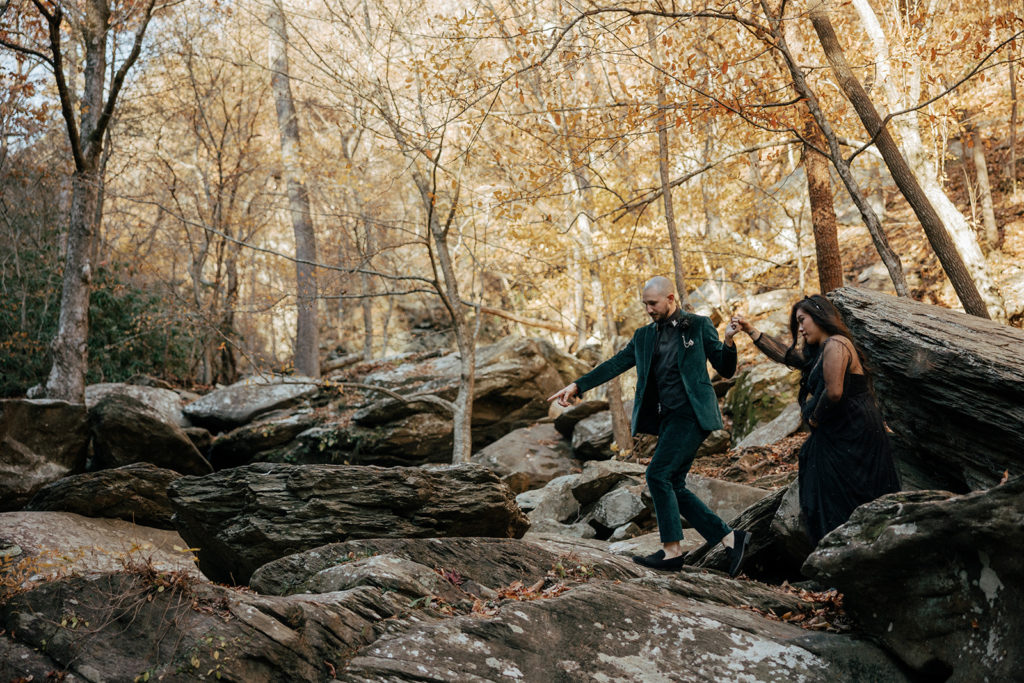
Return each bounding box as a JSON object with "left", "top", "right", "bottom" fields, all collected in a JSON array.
[{"left": 548, "top": 276, "right": 750, "bottom": 576}]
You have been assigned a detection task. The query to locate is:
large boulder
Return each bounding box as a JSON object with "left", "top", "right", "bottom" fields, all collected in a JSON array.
[
  {"left": 571, "top": 460, "right": 646, "bottom": 505},
  {"left": 85, "top": 382, "right": 188, "bottom": 427},
  {"left": 803, "top": 478, "right": 1024, "bottom": 682},
  {"left": 735, "top": 402, "right": 803, "bottom": 449},
  {"left": 91, "top": 393, "right": 212, "bottom": 476},
  {"left": 166, "top": 463, "right": 530, "bottom": 584},
  {"left": 829, "top": 286, "right": 1024, "bottom": 492},
  {"left": 724, "top": 362, "right": 801, "bottom": 441},
  {"left": 517, "top": 473, "right": 581, "bottom": 524},
  {"left": 470, "top": 422, "right": 579, "bottom": 493},
  {"left": 182, "top": 374, "right": 319, "bottom": 432},
  {"left": 0, "top": 510, "right": 200, "bottom": 580},
  {"left": 0, "top": 399, "right": 89, "bottom": 511},
  {"left": 686, "top": 473, "right": 773, "bottom": 523},
  {"left": 570, "top": 410, "right": 615, "bottom": 460},
  {"left": 552, "top": 399, "right": 608, "bottom": 438},
  {"left": 26, "top": 463, "right": 181, "bottom": 529},
  {"left": 338, "top": 574, "right": 908, "bottom": 682},
  {"left": 207, "top": 408, "right": 318, "bottom": 469},
  {"left": 358, "top": 336, "right": 567, "bottom": 448}
]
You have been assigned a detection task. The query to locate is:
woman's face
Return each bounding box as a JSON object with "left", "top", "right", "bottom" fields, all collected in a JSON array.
[{"left": 796, "top": 307, "right": 827, "bottom": 345}]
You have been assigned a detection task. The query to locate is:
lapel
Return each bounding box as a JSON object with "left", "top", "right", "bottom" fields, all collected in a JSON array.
[{"left": 640, "top": 324, "right": 657, "bottom": 375}]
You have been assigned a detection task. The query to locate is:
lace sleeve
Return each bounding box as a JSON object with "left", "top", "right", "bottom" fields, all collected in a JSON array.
[{"left": 753, "top": 332, "right": 801, "bottom": 368}]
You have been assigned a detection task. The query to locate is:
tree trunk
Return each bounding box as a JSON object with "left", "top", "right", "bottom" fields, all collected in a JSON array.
[
  {"left": 963, "top": 117, "right": 999, "bottom": 249},
  {"left": 268, "top": 0, "right": 320, "bottom": 377},
  {"left": 764, "top": 2, "right": 908, "bottom": 297},
  {"left": 647, "top": 19, "right": 692, "bottom": 311},
  {"left": 803, "top": 115, "right": 843, "bottom": 292},
  {"left": 1009, "top": 54, "right": 1018, "bottom": 194},
  {"left": 848, "top": 0, "right": 1003, "bottom": 316},
  {"left": 46, "top": 169, "right": 99, "bottom": 401},
  {"left": 809, "top": 8, "right": 989, "bottom": 319},
  {"left": 361, "top": 221, "right": 375, "bottom": 360}
]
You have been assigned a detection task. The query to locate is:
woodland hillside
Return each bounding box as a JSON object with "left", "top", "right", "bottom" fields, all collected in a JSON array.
[{"left": 2, "top": 0, "right": 1022, "bottom": 411}]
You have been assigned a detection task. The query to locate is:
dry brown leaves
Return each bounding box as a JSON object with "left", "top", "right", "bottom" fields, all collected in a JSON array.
[
  {"left": 742, "top": 582, "right": 852, "bottom": 633},
  {"left": 469, "top": 553, "right": 594, "bottom": 618}
]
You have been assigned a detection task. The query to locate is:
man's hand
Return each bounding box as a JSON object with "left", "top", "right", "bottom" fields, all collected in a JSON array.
[
  {"left": 724, "top": 320, "right": 739, "bottom": 345},
  {"left": 547, "top": 383, "right": 579, "bottom": 407}
]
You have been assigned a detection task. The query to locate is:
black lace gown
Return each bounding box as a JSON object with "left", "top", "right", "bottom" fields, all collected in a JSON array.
[{"left": 755, "top": 334, "right": 901, "bottom": 543}]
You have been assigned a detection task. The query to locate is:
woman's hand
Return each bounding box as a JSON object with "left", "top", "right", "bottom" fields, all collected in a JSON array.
[{"left": 730, "top": 315, "right": 755, "bottom": 336}]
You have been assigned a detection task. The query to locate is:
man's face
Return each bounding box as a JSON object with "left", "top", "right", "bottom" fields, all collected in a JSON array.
[{"left": 642, "top": 289, "right": 676, "bottom": 323}]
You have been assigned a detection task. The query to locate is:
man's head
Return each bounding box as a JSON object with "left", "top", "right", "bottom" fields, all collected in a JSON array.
[{"left": 642, "top": 276, "right": 677, "bottom": 323}]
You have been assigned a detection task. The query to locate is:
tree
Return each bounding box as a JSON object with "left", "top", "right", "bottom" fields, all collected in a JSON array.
[
  {"left": 268, "top": 0, "right": 320, "bottom": 378},
  {"left": 0, "top": 0, "right": 158, "bottom": 401}
]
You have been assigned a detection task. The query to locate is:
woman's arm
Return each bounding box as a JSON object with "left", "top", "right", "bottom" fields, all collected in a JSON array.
[
  {"left": 809, "top": 337, "right": 852, "bottom": 426},
  {"left": 731, "top": 315, "right": 801, "bottom": 367}
]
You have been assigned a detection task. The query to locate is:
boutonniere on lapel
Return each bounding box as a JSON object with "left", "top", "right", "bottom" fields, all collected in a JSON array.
[{"left": 677, "top": 316, "right": 695, "bottom": 349}]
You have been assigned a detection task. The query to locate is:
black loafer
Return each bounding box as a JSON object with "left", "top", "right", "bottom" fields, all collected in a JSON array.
[
  {"left": 633, "top": 551, "right": 686, "bottom": 571},
  {"left": 632, "top": 549, "right": 665, "bottom": 566},
  {"left": 727, "top": 529, "right": 751, "bottom": 577}
]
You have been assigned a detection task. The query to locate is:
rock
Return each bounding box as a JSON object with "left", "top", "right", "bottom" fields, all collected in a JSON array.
[
  {"left": 608, "top": 522, "right": 642, "bottom": 541},
  {"left": 769, "top": 480, "right": 815, "bottom": 564},
  {"left": 552, "top": 399, "right": 608, "bottom": 438},
  {"left": 685, "top": 473, "right": 772, "bottom": 523},
  {"left": 687, "top": 487, "right": 806, "bottom": 582},
  {"left": 91, "top": 393, "right": 213, "bottom": 476},
  {"left": 695, "top": 429, "right": 731, "bottom": 458},
  {"left": 25, "top": 463, "right": 181, "bottom": 529},
  {"left": 533, "top": 338, "right": 594, "bottom": 386},
  {"left": 0, "top": 571, "right": 402, "bottom": 683},
  {"left": 0, "top": 399, "right": 89, "bottom": 511},
  {"left": 251, "top": 536, "right": 643, "bottom": 597},
  {"left": 471, "top": 422, "right": 578, "bottom": 493},
  {"left": 735, "top": 401, "right": 802, "bottom": 449},
  {"left": 570, "top": 410, "right": 615, "bottom": 460},
  {"left": 587, "top": 484, "right": 650, "bottom": 533},
  {"left": 0, "top": 510, "right": 201, "bottom": 580},
  {"left": 523, "top": 519, "right": 597, "bottom": 539},
  {"left": 182, "top": 374, "right": 319, "bottom": 432},
  {"left": 359, "top": 336, "right": 567, "bottom": 448},
  {"left": 184, "top": 426, "right": 213, "bottom": 453},
  {"left": 829, "top": 286, "right": 1024, "bottom": 492},
  {"left": 85, "top": 382, "right": 187, "bottom": 427},
  {"left": 518, "top": 474, "right": 581, "bottom": 524},
  {"left": 293, "top": 410, "right": 455, "bottom": 467},
  {"left": 608, "top": 529, "right": 705, "bottom": 558},
  {"left": 571, "top": 460, "right": 646, "bottom": 506},
  {"left": 724, "top": 361, "right": 801, "bottom": 441},
  {"left": 802, "top": 478, "right": 1023, "bottom": 682},
  {"left": 338, "top": 575, "right": 908, "bottom": 682},
  {"left": 208, "top": 409, "right": 318, "bottom": 469},
  {"left": 167, "top": 463, "right": 530, "bottom": 584}
]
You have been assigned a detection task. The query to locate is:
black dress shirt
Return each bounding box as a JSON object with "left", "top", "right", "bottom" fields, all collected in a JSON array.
[{"left": 652, "top": 308, "right": 694, "bottom": 418}]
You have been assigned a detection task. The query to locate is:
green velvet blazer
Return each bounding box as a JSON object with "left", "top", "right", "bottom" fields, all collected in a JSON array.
[{"left": 575, "top": 313, "right": 736, "bottom": 435}]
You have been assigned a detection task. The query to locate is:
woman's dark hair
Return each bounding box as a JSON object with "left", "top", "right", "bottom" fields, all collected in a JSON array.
[{"left": 788, "top": 294, "right": 869, "bottom": 402}]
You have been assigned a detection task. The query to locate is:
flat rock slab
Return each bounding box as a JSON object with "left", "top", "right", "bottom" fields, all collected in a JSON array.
[
  {"left": 26, "top": 462, "right": 181, "bottom": 529},
  {"left": 0, "top": 399, "right": 89, "bottom": 511},
  {"left": 0, "top": 511, "right": 200, "bottom": 581},
  {"left": 470, "top": 422, "right": 579, "bottom": 493},
  {"left": 167, "top": 463, "right": 530, "bottom": 584},
  {"left": 183, "top": 374, "right": 319, "bottom": 432},
  {"left": 829, "top": 286, "right": 1024, "bottom": 491},
  {"left": 736, "top": 401, "right": 803, "bottom": 449},
  {"left": 338, "top": 577, "right": 908, "bottom": 682},
  {"left": 803, "top": 477, "right": 1024, "bottom": 681},
  {"left": 85, "top": 382, "right": 188, "bottom": 427}
]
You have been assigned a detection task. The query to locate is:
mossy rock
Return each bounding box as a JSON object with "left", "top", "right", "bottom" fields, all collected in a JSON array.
[{"left": 724, "top": 363, "right": 801, "bottom": 441}]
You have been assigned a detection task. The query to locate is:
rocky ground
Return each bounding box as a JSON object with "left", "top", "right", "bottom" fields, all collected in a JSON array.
[{"left": 1, "top": 289, "right": 1021, "bottom": 682}]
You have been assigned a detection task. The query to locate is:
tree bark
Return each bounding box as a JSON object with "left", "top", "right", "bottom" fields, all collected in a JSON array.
[
  {"left": 1009, "top": 54, "right": 1018, "bottom": 194},
  {"left": 809, "top": 8, "right": 989, "bottom": 318},
  {"left": 268, "top": 0, "right": 320, "bottom": 377},
  {"left": 647, "top": 19, "right": 692, "bottom": 311},
  {"left": 803, "top": 114, "right": 843, "bottom": 293},
  {"left": 964, "top": 117, "right": 999, "bottom": 249}
]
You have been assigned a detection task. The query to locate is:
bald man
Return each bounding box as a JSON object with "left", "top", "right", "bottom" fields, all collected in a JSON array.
[{"left": 548, "top": 277, "right": 750, "bottom": 576}]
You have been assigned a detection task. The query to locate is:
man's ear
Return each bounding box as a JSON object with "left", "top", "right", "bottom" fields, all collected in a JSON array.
[{"left": 666, "top": 292, "right": 676, "bottom": 305}]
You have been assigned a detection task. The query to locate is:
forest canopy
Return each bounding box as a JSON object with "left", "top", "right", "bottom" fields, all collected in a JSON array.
[{"left": 2, "top": 0, "right": 1022, "bottom": 401}]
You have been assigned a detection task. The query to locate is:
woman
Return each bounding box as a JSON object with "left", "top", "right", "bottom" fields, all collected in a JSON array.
[{"left": 732, "top": 294, "right": 900, "bottom": 544}]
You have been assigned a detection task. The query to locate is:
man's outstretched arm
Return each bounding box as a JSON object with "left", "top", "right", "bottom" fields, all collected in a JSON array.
[{"left": 547, "top": 336, "right": 637, "bottom": 406}]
